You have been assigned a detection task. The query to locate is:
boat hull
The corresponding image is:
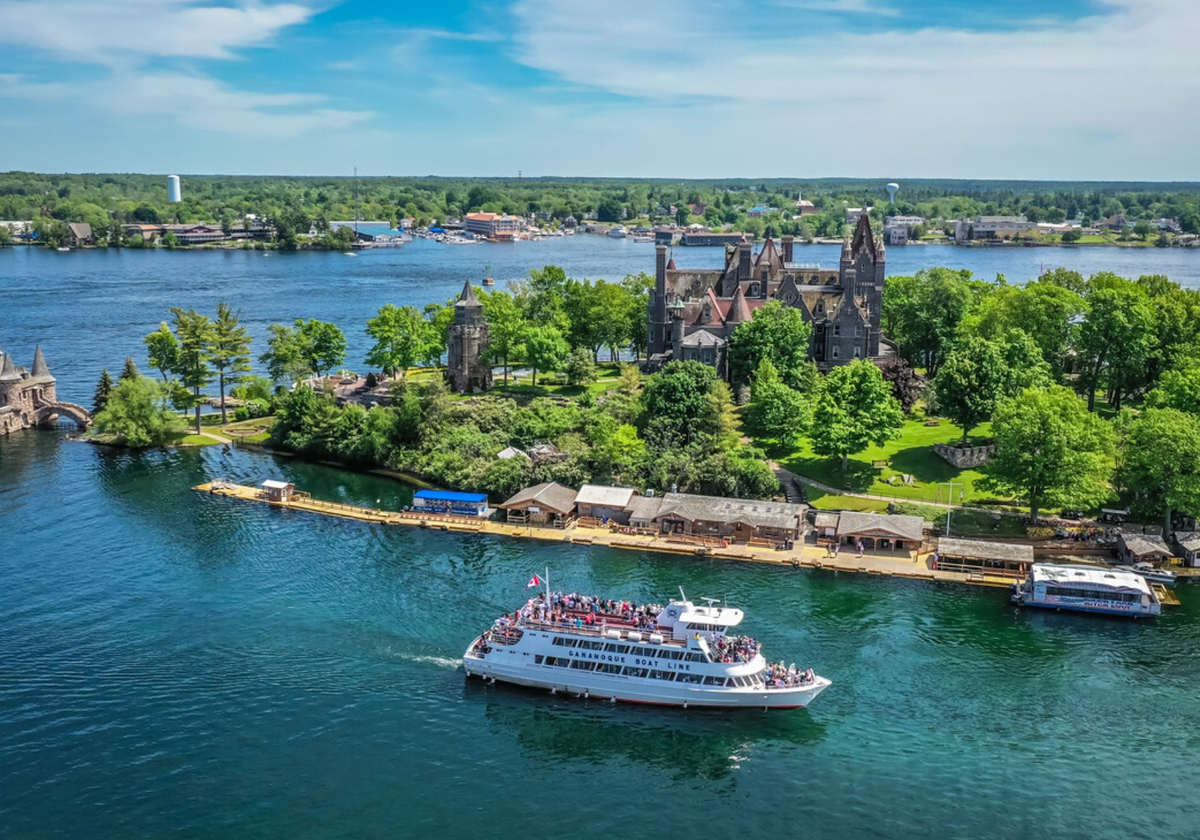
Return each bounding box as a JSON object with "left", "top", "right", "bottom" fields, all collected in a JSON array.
[{"left": 463, "top": 655, "right": 830, "bottom": 709}]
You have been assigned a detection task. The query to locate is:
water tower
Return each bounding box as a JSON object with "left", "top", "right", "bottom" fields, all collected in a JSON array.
[
  {"left": 885, "top": 182, "right": 899, "bottom": 204},
  {"left": 167, "top": 174, "right": 181, "bottom": 203}
]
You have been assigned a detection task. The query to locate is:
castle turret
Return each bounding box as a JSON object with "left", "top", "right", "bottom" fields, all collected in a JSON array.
[
  {"left": 781, "top": 235, "right": 794, "bottom": 264},
  {"left": 649, "top": 244, "right": 670, "bottom": 357},
  {"left": 0, "top": 350, "right": 17, "bottom": 382},
  {"left": 446, "top": 281, "right": 492, "bottom": 394},
  {"left": 31, "top": 345, "right": 50, "bottom": 379},
  {"left": 737, "top": 239, "right": 751, "bottom": 282}
]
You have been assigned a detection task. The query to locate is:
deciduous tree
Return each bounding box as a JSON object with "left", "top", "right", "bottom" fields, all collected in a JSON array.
[
  {"left": 727, "top": 300, "right": 813, "bottom": 389},
  {"left": 364, "top": 304, "right": 433, "bottom": 378},
  {"left": 92, "top": 377, "right": 185, "bottom": 447},
  {"left": 1117, "top": 408, "right": 1200, "bottom": 535},
  {"left": 809, "top": 359, "right": 903, "bottom": 469},
  {"left": 980, "top": 386, "right": 1114, "bottom": 524}
]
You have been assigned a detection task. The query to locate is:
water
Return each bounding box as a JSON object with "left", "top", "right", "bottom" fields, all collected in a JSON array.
[
  {"left": 3, "top": 236, "right": 1200, "bottom": 404},
  {"left": 4, "top": 237, "right": 1200, "bottom": 837}
]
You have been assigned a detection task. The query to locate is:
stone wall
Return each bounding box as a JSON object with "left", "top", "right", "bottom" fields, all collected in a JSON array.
[{"left": 934, "top": 442, "right": 995, "bottom": 469}]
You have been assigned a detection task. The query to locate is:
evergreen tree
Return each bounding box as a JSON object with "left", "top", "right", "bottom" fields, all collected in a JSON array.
[
  {"left": 120, "top": 356, "right": 140, "bottom": 382},
  {"left": 93, "top": 368, "right": 114, "bottom": 415},
  {"left": 170, "top": 307, "right": 216, "bottom": 434},
  {"left": 210, "top": 302, "right": 253, "bottom": 423}
]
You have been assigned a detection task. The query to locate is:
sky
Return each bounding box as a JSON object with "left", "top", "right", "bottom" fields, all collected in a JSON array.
[{"left": 0, "top": 0, "right": 1197, "bottom": 180}]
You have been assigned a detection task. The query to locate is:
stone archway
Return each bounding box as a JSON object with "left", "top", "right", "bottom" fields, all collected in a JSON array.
[{"left": 36, "top": 402, "right": 92, "bottom": 429}]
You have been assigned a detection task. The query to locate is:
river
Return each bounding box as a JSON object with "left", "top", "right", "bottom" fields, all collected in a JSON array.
[{"left": 3, "top": 237, "right": 1200, "bottom": 838}]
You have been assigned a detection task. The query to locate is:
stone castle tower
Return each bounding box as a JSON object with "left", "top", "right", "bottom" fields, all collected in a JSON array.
[
  {"left": 446, "top": 281, "right": 493, "bottom": 394},
  {"left": 0, "top": 345, "right": 59, "bottom": 435}
]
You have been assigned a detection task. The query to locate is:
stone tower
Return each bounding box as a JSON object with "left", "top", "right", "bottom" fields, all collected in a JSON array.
[
  {"left": 0, "top": 344, "right": 60, "bottom": 435},
  {"left": 446, "top": 281, "right": 493, "bottom": 394}
]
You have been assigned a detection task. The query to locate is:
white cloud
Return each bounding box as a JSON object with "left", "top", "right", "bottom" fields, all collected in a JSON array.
[
  {"left": 99, "top": 72, "right": 373, "bottom": 138},
  {"left": 503, "top": 0, "right": 1200, "bottom": 178},
  {"left": 0, "top": 0, "right": 313, "bottom": 65},
  {"left": 0, "top": 73, "right": 71, "bottom": 100},
  {"left": 777, "top": 0, "right": 900, "bottom": 17}
]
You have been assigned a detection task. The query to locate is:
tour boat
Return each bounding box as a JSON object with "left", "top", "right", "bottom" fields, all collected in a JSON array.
[
  {"left": 608, "top": 226, "right": 628, "bottom": 238},
  {"left": 1011, "top": 563, "right": 1161, "bottom": 618},
  {"left": 463, "top": 584, "right": 831, "bottom": 709}
]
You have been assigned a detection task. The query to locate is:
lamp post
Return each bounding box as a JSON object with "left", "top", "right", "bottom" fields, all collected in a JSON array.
[{"left": 942, "top": 481, "right": 962, "bottom": 537}]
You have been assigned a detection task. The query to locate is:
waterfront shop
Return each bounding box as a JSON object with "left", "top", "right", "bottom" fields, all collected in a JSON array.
[
  {"left": 1174, "top": 531, "right": 1200, "bottom": 567},
  {"left": 412, "top": 489, "right": 489, "bottom": 517},
  {"left": 835, "top": 511, "right": 927, "bottom": 552},
  {"left": 648, "top": 493, "right": 806, "bottom": 544},
  {"left": 1117, "top": 533, "right": 1172, "bottom": 566},
  {"left": 934, "top": 537, "right": 1033, "bottom": 578},
  {"left": 574, "top": 485, "right": 638, "bottom": 526},
  {"left": 498, "top": 482, "right": 578, "bottom": 527}
]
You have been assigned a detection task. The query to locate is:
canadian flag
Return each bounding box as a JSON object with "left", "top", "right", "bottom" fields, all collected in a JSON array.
[{"left": 526, "top": 574, "right": 542, "bottom": 589}]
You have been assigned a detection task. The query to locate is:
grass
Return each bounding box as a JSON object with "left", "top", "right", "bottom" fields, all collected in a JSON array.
[
  {"left": 174, "top": 432, "right": 222, "bottom": 447},
  {"left": 891, "top": 503, "right": 1029, "bottom": 538},
  {"left": 778, "top": 417, "right": 1007, "bottom": 507}
]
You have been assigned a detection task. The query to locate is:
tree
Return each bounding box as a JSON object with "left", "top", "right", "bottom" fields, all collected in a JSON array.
[
  {"left": 1118, "top": 408, "right": 1200, "bottom": 535},
  {"left": 934, "top": 336, "right": 1006, "bottom": 443},
  {"left": 144, "top": 322, "right": 180, "bottom": 388},
  {"left": 298, "top": 319, "right": 347, "bottom": 378},
  {"left": 565, "top": 347, "right": 597, "bottom": 387},
  {"left": 809, "top": 359, "right": 904, "bottom": 469},
  {"left": 881, "top": 268, "right": 977, "bottom": 375},
  {"left": 365, "top": 304, "right": 432, "bottom": 378},
  {"left": 597, "top": 196, "right": 625, "bottom": 223},
  {"left": 1134, "top": 219, "right": 1154, "bottom": 240},
  {"left": 210, "top": 302, "right": 252, "bottom": 422},
  {"left": 92, "top": 376, "right": 185, "bottom": 447},
  {"left": 1075, "top": 280, "right": 1155, "bottom": 410},
  {"left": 746, "top": 358, "right": 809, "bottom": 448},
  {"left": 876, "top": 356, "right": 924, "bottom": 414},
  {"left": 170, "top": 307, "right": 215, "bottom": 434},
  {"left": 260, "top": 323, "right": 307, "bottom": 384},
  {"left": 727, "top": 300, "right": 814, "bottom": 389},
  {"left": 93, "top": 368, "right": 114, "bottom": 415},
  {"left": 641, "top": 360, "right": 718, "bottom": 450},
  {"left": 959, "top": 280, "right": 1084, "bottom": 377},
  {"left": 523, "top": 325, "right": 568, "bottom": 386},
  {"left": 120, "top": 356, "right": 140, "bottom": 382},
  {"left": 1144, "top": 365, "right": 1200, "bottom": 415},
  {"left": 480, "top": 289, "right": 525, "bottom": 384},
  {"left": 980, "top": 386, "right": 1114, "bottom": 525}
]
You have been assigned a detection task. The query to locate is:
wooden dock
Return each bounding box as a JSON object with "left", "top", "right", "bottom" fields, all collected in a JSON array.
[{"left": 191, "top": 482, "right": 1186, "bottom": 605}]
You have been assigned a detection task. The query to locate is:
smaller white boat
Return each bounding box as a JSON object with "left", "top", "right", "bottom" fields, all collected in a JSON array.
[
  {"left": 343, "top": 252, "right": 357, "bottom": 256},
  {"left": 56, "top": 246, "right": 70, "bottom": 252},
  {"left": 608, "top": 226, "right": 628, "bottom": 238},
  {"left": 1128, "top": 562, "right": 1177, "bottom": 586}
]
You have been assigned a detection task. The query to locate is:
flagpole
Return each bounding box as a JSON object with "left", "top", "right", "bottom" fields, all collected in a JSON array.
[{"left": 544, "top": 566, "right": 551, "bottom": 609}]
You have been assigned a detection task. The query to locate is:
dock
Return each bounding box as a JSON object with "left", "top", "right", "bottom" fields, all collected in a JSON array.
[{"left": 191, "top": 481, "right": 1186, "bottom": 601}]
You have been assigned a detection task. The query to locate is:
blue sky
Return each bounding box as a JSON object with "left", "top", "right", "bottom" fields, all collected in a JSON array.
[{"left": 0, "top": 0, "right": 1196, "bottom": 179}]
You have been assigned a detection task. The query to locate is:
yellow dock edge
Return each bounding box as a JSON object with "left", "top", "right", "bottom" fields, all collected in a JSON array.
[{"left": 191, "top": 482, "right": 1183, "bottom": 602}]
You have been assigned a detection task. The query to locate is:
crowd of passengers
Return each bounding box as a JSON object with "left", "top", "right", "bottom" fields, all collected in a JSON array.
[
  {"left": 503, "top": 591, "right": 664, "bottom": 631},
  {"left": 764, "top": 662, "right": 817, "bottom": 688},
  {"left": 709, "top": 634, "right": 761, "bottom": 663}
]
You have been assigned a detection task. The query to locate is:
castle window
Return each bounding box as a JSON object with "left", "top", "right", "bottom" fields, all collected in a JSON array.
[
  {"left": 854, "top": 346, "right": 862, "bottom": 358},
  {"left": 816, "top": 302, "right": 824, "bottom": 314},
  {"left": 748, "top": 283, "right": 759, "bottom": 297},
  {"left": 855, "top": 325, "right": 862, "bottom": 338},
  {"left": 833, "top": 324, "right": 841, "bottom": 337},
  {"left": 831, "top": 346, "right": 840, "bottom": 359}
]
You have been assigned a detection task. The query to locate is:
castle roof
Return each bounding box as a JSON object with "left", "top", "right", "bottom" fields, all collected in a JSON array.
[
  {"left": 666, "top": 257, "right": 676, "bottom": 270},
  {"left": 725, "top": 286, "right": 752, "bottom": 324},
  {"left": 849, "top": 214, "right": 878, "bottom": 261},
  {"left": 680, "top": 329, "right": 726, "bottom": 348},
  {"left": 0, "top": 350, "right": 18, "bottom": 382},
  {"left": 31, "top": 345, "right": 50, "bottom": 378},
  {"left": 455, "top": 280, "right": 480, "bottom": 308}
]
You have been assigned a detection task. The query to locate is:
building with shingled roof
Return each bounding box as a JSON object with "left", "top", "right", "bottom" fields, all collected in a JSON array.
[
  {"left": 647, "top": 215, "right": 888, "bottom": 377},
  {"left": 0, "top": 344, "right": 59, "bottom": 435}
]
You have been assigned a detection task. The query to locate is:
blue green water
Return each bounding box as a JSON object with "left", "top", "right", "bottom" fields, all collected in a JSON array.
[
  {"left": 3, "top": 432, "right": 1199, "bottom": 839},
  {"left": 5, "top": 238, "right": 1200, "bottom": 837}
]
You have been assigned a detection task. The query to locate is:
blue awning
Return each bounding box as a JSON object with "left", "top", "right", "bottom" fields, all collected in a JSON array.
[{"left": 414, "top": 489, "right": 487, "bottom": 503}]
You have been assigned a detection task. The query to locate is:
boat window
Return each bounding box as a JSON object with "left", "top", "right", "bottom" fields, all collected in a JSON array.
[
  {"left": 623, "top": 667, "right": 649, "bottom": 678},
  {"left": 571, "top": 660, "right": 597, "bottom": 670},
  {"left": 703, "top": 676, "right": 724, "bottom": 686},
  {"left": 678, "top": 673, "right": 704, "bottom": 684},
  {"left": 651, "top": 670, "right": 675, "bottom": 680},
  {"left": 534, "top": 655, "right": 544, "bottom": 664},
  {"left": 598, "top": 663, "right": 623, "bottom": 674}
]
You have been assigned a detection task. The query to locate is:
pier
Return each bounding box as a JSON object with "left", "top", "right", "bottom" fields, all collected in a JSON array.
[{"left": 191, "top": 480, "right": 1190, "bottom": 599}]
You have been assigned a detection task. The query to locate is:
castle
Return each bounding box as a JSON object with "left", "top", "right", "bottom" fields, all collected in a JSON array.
[
  {"left": 647, "top": 215, "right": 888, "bottom": 378},
  {"left": 0, "top": 345, "right": 62, "bottom": 434},
  {"left": 446, "top": 281, "right": 493, "bottom": 394}
]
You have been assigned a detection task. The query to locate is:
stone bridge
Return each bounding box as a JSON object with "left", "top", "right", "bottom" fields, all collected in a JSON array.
[{"left": 36, "top": 401, "right": 92, "bottom": 428}]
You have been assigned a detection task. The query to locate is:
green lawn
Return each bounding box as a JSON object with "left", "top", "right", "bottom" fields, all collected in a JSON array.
[
  {"left": 779, "top": 417, "right": 1010, "bottom": 506},
  {"left": 174, "top": 432, "right": 222, "bottom": 447}
]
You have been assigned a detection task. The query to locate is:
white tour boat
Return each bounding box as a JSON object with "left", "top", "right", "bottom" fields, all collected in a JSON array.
[
  {"left": 1011, "top": 563, "right": 1161, "bottom": 618},
  {"left": 463, "top": 584, "right": 830, "bottom": 709}
]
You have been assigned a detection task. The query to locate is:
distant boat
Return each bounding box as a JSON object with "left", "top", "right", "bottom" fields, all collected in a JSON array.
[
  {"left": 482, "top": 277, "right": 495, "bottom": 286},
  {"left": 608, "top": 226, "right": 628, "bottom": 238},
  {"left": 343, "top": 252, "right": 357, "bottom": 257},
  {"left": 56, "top": 246, "right": 70, "bottom": 252}
]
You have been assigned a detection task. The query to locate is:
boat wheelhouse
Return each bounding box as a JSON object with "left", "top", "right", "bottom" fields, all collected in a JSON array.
[
  {"left": 463, "top": 587, "right": 830, "bottom": 709},
  {"left": 1011, "top": 563, "right": 1161, "bottom": 618}
]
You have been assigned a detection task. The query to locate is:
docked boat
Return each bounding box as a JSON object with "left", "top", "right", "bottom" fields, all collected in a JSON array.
[
  {"left": 1011, "top": 563, "right": 1161, "bottom": 618},
  {"left": 463, "top": 585, "right": 830, "bottom": 709},
  {"left": 607, "top": 225, "right": 628, "bottom": 238},
  {"left": 1127, "top": 562, "right": 1178, "bottom": 586}
]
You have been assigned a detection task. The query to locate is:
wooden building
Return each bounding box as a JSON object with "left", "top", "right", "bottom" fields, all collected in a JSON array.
[
  {"left": 835, "top": 511, "right": 926, "bottom": 551},
  {"left": 934, "top": 538, "right": 1034, "bottom": 578},
  {"left": 498, "top": 482, "right": 578, "bottom": 527}
]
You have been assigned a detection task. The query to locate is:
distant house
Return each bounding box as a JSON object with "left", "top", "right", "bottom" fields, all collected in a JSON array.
[
  {"left": 66, "top": 222, "right": 94, "bottom": 247},
  {"left": 464, "top": 212, "right": 521, "bottom": 242},
  {"left": 954, "top": 216, "right": 1034, "bottom": 242},
  {"left": 747, "top": 205, "right": 776, "bottom": 219},
  {"left": 527, "top": 442, "right": 568, "bottom": 463},
  {"left": 1096, "top": 213, "right": 1128, "bottom": 231},
  {"left": 794, "top": 199, "right": 819, "bottom": 216},
  {"left": 496, "top": 446, "right": 531, "bottom": 462}
]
